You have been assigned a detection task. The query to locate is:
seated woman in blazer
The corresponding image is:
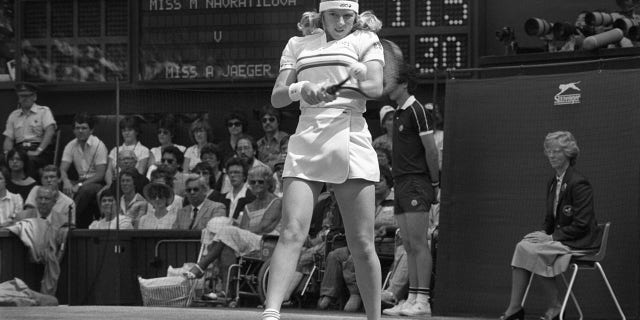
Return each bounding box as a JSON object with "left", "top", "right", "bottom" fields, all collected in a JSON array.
[{"left": 500, "top": 131, "right": 600, "bottom": 320}]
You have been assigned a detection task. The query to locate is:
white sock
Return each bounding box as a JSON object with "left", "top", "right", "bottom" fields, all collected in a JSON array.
[
  {"left": 262, "top": 308, "right": 280, "bottom": 320},
  {"left": 406, "top": 293, "right": 417, "bottom": 304},
  {"left": 416, "top": 293, "right": 429, "bottom": 305}
]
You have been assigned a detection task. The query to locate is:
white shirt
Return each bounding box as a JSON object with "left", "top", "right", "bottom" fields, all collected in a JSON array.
[
  {"left": 61, "top": 135, "right": 108, "bottom": 180},
  {"left": 0, "top": 191, "right": 23, "bottom": 226},
  {"left": 88, "top": 215, "right": 133, "bottom": 230},
  {"left": 184, "top": 145, "right": 201, "bottom": 171},
  {"left": 138, "top": 205, "right": 179, "bottom": 230},
  {"left": 225, "top": 183, "right": 249, "bottom": 218}
]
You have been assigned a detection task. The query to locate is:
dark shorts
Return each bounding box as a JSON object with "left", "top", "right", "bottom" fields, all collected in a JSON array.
[{"left": 394, "top": 174, "right": 435, "bottom": 214}]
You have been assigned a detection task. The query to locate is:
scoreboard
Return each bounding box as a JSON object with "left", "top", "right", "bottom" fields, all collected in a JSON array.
[
  {"left": 17, "top": 0, "right": 474, "bottom": 85},
  {"left": 361, "top": 0, "right": 472, "bottom": 75},
  {"left": 139, "top": 0, "right": 316, "bottom": 82}
]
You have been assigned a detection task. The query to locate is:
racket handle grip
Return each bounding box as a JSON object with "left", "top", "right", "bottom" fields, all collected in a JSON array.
[{"left": 326, "top": 85, "right": 339, "bottom": 95}]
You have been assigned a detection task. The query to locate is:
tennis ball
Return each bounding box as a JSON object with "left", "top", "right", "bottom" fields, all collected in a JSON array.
[{"left": 349, "top": 62, "right": 368, "bottom": 81}]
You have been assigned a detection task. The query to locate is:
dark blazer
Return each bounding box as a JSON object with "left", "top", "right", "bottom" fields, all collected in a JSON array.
[
  {"left": 220, "top": 189, "right": 256, "bottom": 220},
  {"left": 543, "top": 166, "right": 600, "bottom": 249}
]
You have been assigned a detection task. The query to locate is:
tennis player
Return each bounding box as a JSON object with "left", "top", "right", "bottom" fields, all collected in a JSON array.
[{"left": 263, "top": 1, "right": 384, "bottom": 319}]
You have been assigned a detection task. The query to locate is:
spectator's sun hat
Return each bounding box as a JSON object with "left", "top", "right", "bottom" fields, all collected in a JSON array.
[{"left": 379, "top": 105, "right": 394, "bottom": 126}]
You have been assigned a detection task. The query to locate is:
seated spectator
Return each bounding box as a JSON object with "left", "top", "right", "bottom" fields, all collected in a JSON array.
[
  {"left": 279, "top": 135, "right": 290, "bottom": 155},
  {"left": 185, "top": 166, "right": 282, "bottom": 300},
  {"left": 173, "top": 175, "right": 225, "bottom": 230},
  {"left": 376, "top": 146, "right": 392, "bottom": 172},
  {"left": 191, "top": 158, "right": 216, "bottom": 192},
  {"left": 272, "top": 154, "right": 286, "bottom": 198},
  {"left": 0, "top": 166, "right": 23, "bottom": 227},
  {"left": 149, "top": 166, "right": 183, "bottom": 212},
  {"left": 118, "top": 167, "right": 149, "bottom": 229},
  {"left": 60, "top": 113, "right": 108, "bottom": 228},
  {"left": 107, "top": 115, "right": 149, "bottom": 176},
  {"left": 5, "top": 148, "right": 37, "bottom": 200},
  {"left": 221, "top": 157, "right": 255, "bottom": 220},
  {"left": 88, "top": 189, "right": 132, "bottom": 230},
  {"left": 3, "top": 82, "right": 57, "bottom": 178},
  {"left": 21, "top": 165, "right": 75, "bottom": 228},
  {"left": 102, "top": 149, "right": 149, "bottom": 197},
  {"left": 183, "top": 117, "right": 213, "bottom": 172},
  {"left": 381, "top": 243, "right": 409, "bottom": 312},
  {"left": 138, "top": 182, "right": 178, "bottom": 230},
  {"left": 5, "top": 186, "right": 68, "bottom": 295},
  {"left": 192, "top": 162, "right": 226, "bottom": 208},
  {"left": 272, "top": 136, "right": 289, "bottom": 197},
  {"left": 159, "top": 145, "right": 188, "bottom": 197},
  {"left": 317, "top": 166, "right": 396, "bottom": 312},
  {"left": 236, "top": 135, "right": 268, "bottom": 170},
  {"left": 199, "top": 143, "right": 228, "bottom": 193},
  {"left": 147, "top": 114, "right": 186, "bottom": 177},
  {"left": 256, "top": 105, "right": 289, "bottom": 167},
  {"left": 221, "top": 112, "right": 250, "bottom": 163},
  {"left": 289, "top": 186, "right": 341, "bottom": 303},
  {"left": 372, "top": 105, "right": 394, "bottom": 157},
  {"left": 192, "top": 162, "right": 228, "bottom": 221}
]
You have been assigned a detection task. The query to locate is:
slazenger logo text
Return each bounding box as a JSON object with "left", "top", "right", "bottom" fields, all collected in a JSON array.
[{"left": 554, "top": 81, "right": 581, "bottom": 106}]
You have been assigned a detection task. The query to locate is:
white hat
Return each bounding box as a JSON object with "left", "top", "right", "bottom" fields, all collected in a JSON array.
[{"left": 379, "top": 105, "right": 394, "bottom": 126}]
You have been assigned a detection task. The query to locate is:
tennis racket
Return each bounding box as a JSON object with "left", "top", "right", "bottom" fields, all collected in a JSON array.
[{"left": 326, "top": 38, "right": 404, "bottom": 99}]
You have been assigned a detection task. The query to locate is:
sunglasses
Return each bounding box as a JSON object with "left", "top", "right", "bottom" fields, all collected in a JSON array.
[
  {"left": 248, "top": 180, "right": 265, "bottom": 185},
  {"left": 157, "top": 129, "right": 171, "bottom": 135},
  {"left": 227, "top": 121, "right": 242, "bottom": 128},
  {"left": 161, "top": 158, "right": 175, "bottom": 164},
  {"left": 262, "top": 117, "right": 276, "bottom": 124},
  {"left": 186, "top": 187, "right": 201, "bottom": 193}
]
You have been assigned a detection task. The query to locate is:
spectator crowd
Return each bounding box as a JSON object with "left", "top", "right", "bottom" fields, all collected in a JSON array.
[{"left": 1, "top": 79, "right": 444, "bottom": 315}]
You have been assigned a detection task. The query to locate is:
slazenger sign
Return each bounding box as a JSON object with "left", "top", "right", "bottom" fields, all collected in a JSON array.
[{"left": 554, "top": 81, "right": 582, "bottom": 106}]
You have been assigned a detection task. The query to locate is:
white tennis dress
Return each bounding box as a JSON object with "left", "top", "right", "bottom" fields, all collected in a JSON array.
[{"left": 279, "top": 30, "right": 385, "bottom": 183}]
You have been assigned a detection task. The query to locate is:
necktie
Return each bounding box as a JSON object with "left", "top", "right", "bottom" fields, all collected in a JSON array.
[
  {"left": 188, "top": 207, "right": 199, "bottom": 230},
  {"left": 553, "top": 177, "right": 562, "bottom": 218}
]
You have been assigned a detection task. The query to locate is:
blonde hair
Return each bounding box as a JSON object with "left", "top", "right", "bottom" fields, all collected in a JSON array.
[
  {"left": 543, "top": 131, "right": 580, "bottom": 166},
  {"left": 298, "top": 11, "right": 320, "bottom": 36},
  {"left": 248, "top": 165, "right": 276, "bottom": 193},
  {"left": 358, "top": 10, "right": 382, "bottom": 33}
]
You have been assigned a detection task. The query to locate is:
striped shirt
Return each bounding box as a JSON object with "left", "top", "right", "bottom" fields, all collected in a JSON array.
[{"left": 279, "top": 30, "right": 384, "bottom": 113}]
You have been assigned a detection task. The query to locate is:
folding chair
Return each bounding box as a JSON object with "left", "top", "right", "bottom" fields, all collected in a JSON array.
[{"left": 522, "top": 222, "right": 626, "bottom": 320}]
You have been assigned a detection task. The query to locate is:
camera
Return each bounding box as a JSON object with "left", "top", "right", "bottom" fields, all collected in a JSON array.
[
  {"left": 585, "top": 11, "right": 624, "bottom": 26},
  {"left": 525, "top": 18, "right": 553, "bottom": 37},
  {"left": 613, "top": 16, "right": 640, "bottom": 35}
]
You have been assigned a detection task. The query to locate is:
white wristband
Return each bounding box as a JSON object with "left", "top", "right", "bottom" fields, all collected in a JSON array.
[{"left": 288, "top": 81, "right": 309, "bottom": 102}]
